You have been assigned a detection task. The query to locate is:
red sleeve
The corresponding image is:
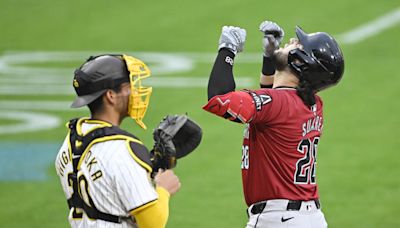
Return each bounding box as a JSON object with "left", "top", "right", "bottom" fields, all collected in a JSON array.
[
  {"left": 202, "top": 89, "right": 283, "bottom": 124},
  {"left": 244, "top": 89, "right": 283, "bottom": 124},
  {"left": 202, "top": 91, "right": 256, "bottom": 123}
]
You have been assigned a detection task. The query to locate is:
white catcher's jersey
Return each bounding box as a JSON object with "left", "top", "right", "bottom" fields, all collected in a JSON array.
[{"left": 55, "top": 120, "right": 157, "bottom": 228}]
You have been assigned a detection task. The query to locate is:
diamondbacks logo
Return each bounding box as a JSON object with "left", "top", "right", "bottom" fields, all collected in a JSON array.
[{"left": 249, "top": 92, "right": 272, "bottom": 111}]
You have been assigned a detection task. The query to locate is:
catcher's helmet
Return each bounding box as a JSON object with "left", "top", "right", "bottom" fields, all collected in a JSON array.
[
  {"left": 288, "top": 26, "right": 344, "bottom": 91},
  {"left": 71, "top": 55, "right": 130, "bottom": 108}
]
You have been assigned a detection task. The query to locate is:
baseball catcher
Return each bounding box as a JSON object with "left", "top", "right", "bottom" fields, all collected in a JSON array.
[{"left": 55, "top": 53, "right": 202, "bottom": 228}]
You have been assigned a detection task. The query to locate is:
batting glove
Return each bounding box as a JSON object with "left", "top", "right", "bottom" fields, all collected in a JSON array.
[
  {"left": 259, "top": 20, "right": 285, "bottom": 57},
  {"left": 218, "top": 26, "right": 247, "bottom": 55}
]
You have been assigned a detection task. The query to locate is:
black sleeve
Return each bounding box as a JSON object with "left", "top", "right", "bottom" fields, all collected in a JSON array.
[
  {"left": 261, "top": 55, "right": 276, "bottom": 76},
  {"left": 207, "top": 49, "right": 236, "bottom": 100}
]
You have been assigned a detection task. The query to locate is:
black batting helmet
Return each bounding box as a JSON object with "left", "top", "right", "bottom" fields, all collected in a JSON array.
[
  {"left": 71, "top": 55, "right": 130, "bottom": 108},
  {"left": 288, "top": 26, "right": 344, "bottom": 91}
]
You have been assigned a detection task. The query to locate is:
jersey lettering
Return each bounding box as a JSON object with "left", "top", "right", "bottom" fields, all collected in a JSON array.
[
  {"left": 91, "top": 170, "right": 103, "bottom": 182},
  {"left": 83, "top": 150, "right": 103, "bottom": 182},
  {"left": 57, "top": 150, "right": 71, "bottom": 177},
  {"left": 302, "top": 115, "right": 323, "bottom": 136}
]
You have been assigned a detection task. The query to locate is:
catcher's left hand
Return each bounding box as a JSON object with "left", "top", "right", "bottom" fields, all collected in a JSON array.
[{"left": 151, "top": 114, "right": 202, "bottom": 171}]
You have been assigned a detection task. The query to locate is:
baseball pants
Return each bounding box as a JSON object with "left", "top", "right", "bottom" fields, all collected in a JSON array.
[{"left": 246, "top": 199, "right": 327, "bottom": 228}]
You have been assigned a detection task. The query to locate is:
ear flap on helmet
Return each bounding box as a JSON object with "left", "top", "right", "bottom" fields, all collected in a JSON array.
[{"left": 288, "top": 48, "right": 317, "bottom": 80}]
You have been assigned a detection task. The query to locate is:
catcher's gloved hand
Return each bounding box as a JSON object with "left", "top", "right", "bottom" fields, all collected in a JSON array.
[
  {"left": 218, "top": 26, "right": 247, "bottom": 55},
  {"left": 151, "top": 114, "right": 202, "bottom": 172},
  {"left": 259, "top": 20, "right": 285, "bottom": 57}
]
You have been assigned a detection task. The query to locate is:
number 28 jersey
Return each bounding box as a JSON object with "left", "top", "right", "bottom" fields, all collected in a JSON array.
[
  {"left": 203, "top": 87, "right": 324, "bottom": 206},
  {"left": 242, "top": 88, "right": 323, "bottom": 206}
]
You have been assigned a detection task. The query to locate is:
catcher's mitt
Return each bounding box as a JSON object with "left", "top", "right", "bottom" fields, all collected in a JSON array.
[{"left": 151, "top": 114, "right": 202, "bottom": 171}]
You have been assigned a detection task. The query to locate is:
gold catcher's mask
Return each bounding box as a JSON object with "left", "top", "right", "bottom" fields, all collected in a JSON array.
[
  {"left": 71, "top": 54, "right": 152, "bottom": 130},
  {"left": 122, "top": 54, "right": 153, "bottom": 130}
]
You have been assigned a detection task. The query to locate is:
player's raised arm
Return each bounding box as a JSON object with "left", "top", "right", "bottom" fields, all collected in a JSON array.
[
  {"left": 204, "top": 26, "right": 258, "bottom": 124},
  {"left": 258, "top": 20, "right": 285, "bottom": 88},
  {"left": 207, "top": 26, "right": 246, "bottom": 100}
]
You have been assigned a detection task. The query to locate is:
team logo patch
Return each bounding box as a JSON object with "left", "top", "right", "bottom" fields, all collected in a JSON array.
[
  {"left": 73, "top": 79, "right": 79, "bottom": 88},
  {"left": 249, "top": 92, "right": 272, "bottom": 111}
]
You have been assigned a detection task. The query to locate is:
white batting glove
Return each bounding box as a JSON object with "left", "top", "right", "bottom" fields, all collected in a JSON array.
[
  {"left": 218, "top": 26, "right": 247, "bottom": 55},
  {"left": 259, "top": 20, "right": 285, "bottom": 57}
]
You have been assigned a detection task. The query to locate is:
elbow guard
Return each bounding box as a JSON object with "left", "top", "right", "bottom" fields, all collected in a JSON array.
[{"left": 202, "top": 91, "right": 255, "bottom": 123}]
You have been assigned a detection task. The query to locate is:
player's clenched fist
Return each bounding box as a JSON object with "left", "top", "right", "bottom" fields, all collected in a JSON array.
[
  {"left": 218, "top": 26, "right": 247, "bottom": 55},
  {"left": 154, "top": 169, "right": 181, "bottom": 196},
  {"left": 259, "top": 20, "right": 285, "bottom": 57}
]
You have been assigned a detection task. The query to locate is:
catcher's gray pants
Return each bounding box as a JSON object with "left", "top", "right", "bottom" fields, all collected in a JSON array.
[{"left": 246, "top": 199, "right": 327, "bottom": 228}]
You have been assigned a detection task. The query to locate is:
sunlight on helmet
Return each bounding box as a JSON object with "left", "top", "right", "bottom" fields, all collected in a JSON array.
[{"left": 122, "top": 54, "right": 153, "bottom": 130}]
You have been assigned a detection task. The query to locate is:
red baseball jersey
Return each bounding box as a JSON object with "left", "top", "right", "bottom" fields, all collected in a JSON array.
[{"left": 204, "top": 87, "right": 323, "bottom": 206}]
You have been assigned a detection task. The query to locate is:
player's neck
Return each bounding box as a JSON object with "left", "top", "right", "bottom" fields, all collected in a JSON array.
[
  {"left": 91, "top": 110, "right": 122, "bottom": 126},
  {"left": 273, "top": 70, "right": 299, "bottom": 88}
]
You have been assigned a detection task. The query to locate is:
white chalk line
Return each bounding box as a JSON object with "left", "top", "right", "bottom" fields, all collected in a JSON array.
[
  {"left": 0, "top": 76, "right": 254, "bottom": 96},
  {"left": 338, "top": 7, "right": 400, "bottom": 44},
  {"left": 0, "top": 111, "right": 60, "bottom": 134},
  {"left": 0, "top": 101, "right": 72, "bottom": 111}
]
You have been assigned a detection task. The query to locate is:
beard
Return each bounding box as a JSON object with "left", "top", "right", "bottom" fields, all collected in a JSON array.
[{"left": 274, "top": 50, "right": 290, "bottom": 71}]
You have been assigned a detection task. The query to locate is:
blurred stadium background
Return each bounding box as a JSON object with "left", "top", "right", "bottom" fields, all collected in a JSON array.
[{"left": 1, "top": 0, "right": 399, "bottom": 227}]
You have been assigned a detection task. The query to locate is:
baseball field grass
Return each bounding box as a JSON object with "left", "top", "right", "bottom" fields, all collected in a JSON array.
[{"left": 1, "top": 0, "right": 400, "bottom": 227}]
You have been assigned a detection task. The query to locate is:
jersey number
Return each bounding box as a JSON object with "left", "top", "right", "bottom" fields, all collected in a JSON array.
[
  {"left": 78, "top": 172, "right": 96, "bottom": 209},
  {"left": 68, "top": 173, "right": 83, "bottom": 219},
  {"left": 67, "top": 172, "right": 97, "bottom": 219},
  {"left": 241, "top": 145, "right": 249, "bottom": 169},
  {"left": 294, "top": 137, "right": 319, "bottom": 184}
]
